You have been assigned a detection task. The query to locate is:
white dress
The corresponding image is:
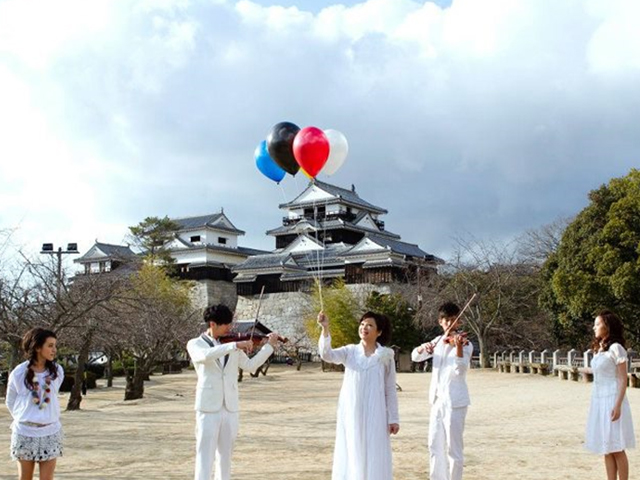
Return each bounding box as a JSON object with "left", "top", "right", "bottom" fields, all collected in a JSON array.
[
  {"left": 319, "top": 335, "right": 399, "bottom": 480},
  {"left": 585, "top": 343, "right": 636, "bottom": 454}
]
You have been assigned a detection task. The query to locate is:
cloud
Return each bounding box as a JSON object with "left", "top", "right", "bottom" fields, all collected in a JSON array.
[{"left": 1, "top": 0, "right": 640, "bottom": 265}]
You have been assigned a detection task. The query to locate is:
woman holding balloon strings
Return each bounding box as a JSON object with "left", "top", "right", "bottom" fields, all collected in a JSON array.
[{"left": 317, "top": 310, "right": 399, "bottom": 480}]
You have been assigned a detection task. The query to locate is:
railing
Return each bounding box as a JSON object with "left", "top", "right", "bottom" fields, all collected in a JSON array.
[{"left": 493, "top": 348, "right": 640, "bottom": 386}]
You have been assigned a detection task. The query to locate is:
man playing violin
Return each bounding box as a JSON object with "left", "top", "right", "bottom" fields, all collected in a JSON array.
[
  {"left": 411, "top": 302, "right": 473, "bottom": 480},
  {"left": 186, "top": 304, "right": 280, "bottom": 480}
]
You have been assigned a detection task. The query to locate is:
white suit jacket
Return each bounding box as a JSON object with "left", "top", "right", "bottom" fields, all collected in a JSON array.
[
  {"left": 187, "top": 334, "right": 274, "bottom": 413},
  {"left": 411, "top": 335, "right": 473, "bottom": 408}
]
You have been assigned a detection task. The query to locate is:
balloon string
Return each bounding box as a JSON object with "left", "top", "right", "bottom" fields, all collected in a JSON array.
[
  {"left": 278, "top": 183, "right": 287, "bottom": 204},
  {"left": 312, "top": 195, "right": 324, "bottom": 311}
]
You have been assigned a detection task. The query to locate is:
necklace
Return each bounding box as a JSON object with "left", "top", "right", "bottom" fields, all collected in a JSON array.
[{"left": 31, "top": 375, "right": 52, "bottom": 410}]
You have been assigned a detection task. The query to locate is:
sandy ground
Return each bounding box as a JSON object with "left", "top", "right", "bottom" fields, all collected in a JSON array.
[{"left": 1, "top": 364, "right": 639, "bottom": 479}]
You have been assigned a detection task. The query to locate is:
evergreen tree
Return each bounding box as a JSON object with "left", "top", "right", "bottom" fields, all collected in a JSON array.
[
  {"left": 365, "top": 291, "right": 423, "bottom": 352},
  {"left": 304, "top": 278, "right": 360, "bottom": 348},
  {"left": 541, "top": 169, "right": 640, "bottom": 346}
]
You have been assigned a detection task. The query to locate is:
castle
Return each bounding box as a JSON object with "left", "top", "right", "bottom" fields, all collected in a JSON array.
[{"left": 75, "top": 180, "right": 442, "bottom": 345}]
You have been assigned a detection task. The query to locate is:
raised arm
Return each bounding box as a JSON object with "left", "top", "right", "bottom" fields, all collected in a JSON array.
[
  {"left": 187, "top": 338, "right": 240, "bottom": 364},
  {"left": 317, "top": 312, "right": 349, "bottom": 365},
  {"left": 453, "top": 338, "right": 474, "bottom": 376},
  {"left": 411, "top": 337, "right": 437, "bottom": 362}
]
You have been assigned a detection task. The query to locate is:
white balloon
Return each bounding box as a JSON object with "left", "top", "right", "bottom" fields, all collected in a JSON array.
[{"left": 322, "top": 129, "right": 349, "bottom": 176}]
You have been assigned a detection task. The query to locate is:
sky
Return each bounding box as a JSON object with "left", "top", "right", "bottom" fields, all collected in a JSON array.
[{"left": 1, "top": 0, "right": 639, "bottom": 270}]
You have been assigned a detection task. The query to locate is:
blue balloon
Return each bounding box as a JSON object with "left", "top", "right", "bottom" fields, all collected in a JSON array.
[{"left": 255, "top": 140, "right": 286, "bottom": 184}]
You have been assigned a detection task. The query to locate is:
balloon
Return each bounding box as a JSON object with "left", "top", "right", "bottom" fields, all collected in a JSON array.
[
  {"left": 300, "top": 167, "right": 313, "bottom": 180},
  {"left": 255, "top": 140, "right": 286, "bottom": 184},
  {"left": 293, "top": 126, "right": 330, "bottom": 178},
  {"left": 266, "top": 122, "right": 301, "bottom": 175},
  {"left": 322, "top": 129, "right": 349, "bottom": 176}
]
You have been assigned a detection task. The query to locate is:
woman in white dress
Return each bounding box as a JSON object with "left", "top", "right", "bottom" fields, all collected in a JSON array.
[
  {"left": 317, "top": 310, "right": 400, "bottom": 480},
  {"left": 585, "top": 310, "right": 635, "bottom": 480},
  {"left": 5, "top": 328, "right": 64, "bottom": 480}
]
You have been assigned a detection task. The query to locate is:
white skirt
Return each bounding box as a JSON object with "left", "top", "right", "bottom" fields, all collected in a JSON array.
[
  {"left": 585, "top": 395, "right": 635, "bottom": 454},
  {"left": 10, "top": 428, "right": 64, "bottom": 462}
]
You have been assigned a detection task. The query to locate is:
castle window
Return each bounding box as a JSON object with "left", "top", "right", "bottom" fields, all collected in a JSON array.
[
  {"left": 218, "top": 237, "right": 227, "bottom": 245},
  {"left": 190, "top": 235, "right": 201, "bottom": 243}
]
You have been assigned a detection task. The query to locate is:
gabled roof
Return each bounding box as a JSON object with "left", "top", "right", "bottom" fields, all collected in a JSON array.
[
  {"left": 233, "top": 252, "right": 306, "bottom": 272},
  {"left": 227, "top": 320, "right": 273, "bottom": 335},
  {"left": 232, "top": 233, "right": 443, "bottom": 279},
  {"left": 172, "top": 212, "right": 245, "bottom": 235},
  {"left": 266, "top": 218, "right": 401, "bottom": 240},
  {"left": 75, "top": 242, "right": 136, "bottom": 263},
  {"left": 279, "top": 180, "right": 387, "bottom": 214},
  {"left": 281, "top": 234, "right": 324, "bottom": 254},
  {"left": 346, "top": 234, "right": 444, "bottom": 263}
]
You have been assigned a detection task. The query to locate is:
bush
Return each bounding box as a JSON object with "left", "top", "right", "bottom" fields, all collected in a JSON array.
[{"left": 111, "top": 358, "right": 135, "bottom": 377}]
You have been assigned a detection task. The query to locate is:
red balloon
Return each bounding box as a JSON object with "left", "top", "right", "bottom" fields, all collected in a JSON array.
[{"left": 292, "top": 126, "right": 330, "bottom": 178}]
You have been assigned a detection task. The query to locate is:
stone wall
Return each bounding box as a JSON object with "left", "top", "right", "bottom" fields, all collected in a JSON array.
[
  {"left": 189, "top": 279, "right": 401, "bottom": 349},
  {"left": 233, "top": 283, "right": 396, "bottom": 350},
  {"left": 190, "top": 280, "right": 237, "bottom": 312},
  {"left": 235, "top": 292, "right": 314, "bottom": 348}
]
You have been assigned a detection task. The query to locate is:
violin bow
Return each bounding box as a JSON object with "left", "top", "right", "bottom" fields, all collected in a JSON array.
[
  {"left": 432, "top": 293, "right": 477, "bottom": 348},
  {"left": 249, "top": 285, "right": 266, "bottom": 343}
]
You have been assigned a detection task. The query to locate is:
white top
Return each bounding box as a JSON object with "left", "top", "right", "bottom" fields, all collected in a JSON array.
[
  {"left": 319, "top": 334, "right": 399, "bottom": 480},
  {"left": 5, "top": 361, "right": 65, "bottom": 437},
  {"left": 411, "top": 335, "right": 473, "bottom": 407}
]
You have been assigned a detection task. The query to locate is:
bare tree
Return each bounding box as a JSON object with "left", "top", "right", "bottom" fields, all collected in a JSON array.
[
  {"left": 0, "top": 246, "right": 128, "bottom": 409},
  {"left": 516, "top": 217, "right": 572, "bottom": 264},
  {"left": 405, "top": 236, "right": 554, "bottom": 367},
  {"left": 105, "top": 264, "right": 199, "bottom": 400}
]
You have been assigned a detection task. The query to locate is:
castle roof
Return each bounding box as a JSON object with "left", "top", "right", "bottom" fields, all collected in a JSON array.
[
  {"left": 232, "top": 233, "right": 443, "bottom": 281},
  {"left": 172, "top": 212, "right": 245, "bottom": 235},
  {"left": 266, "top": 218, "right": 401, "bottom": 240},
  {"left": 278, "top": 180, "right": 387, "bottom": 214},
  {"left": 74, "top": 241, "right": 136, "bottom": 263}
]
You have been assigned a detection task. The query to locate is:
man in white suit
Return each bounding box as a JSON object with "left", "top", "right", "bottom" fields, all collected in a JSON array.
[
  {"left": 187, "top": 304, "right": 279, "bottom": 480},
  {"left": 411, "top": 302, "right": 473, "bottom": 480}
]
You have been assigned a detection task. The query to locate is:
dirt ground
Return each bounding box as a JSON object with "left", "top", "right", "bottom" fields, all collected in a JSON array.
[{"left": 2, "top": 364, "right": 639, "bottom": 479}]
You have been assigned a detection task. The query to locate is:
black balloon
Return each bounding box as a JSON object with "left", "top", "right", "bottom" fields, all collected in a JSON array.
[{"left": 266, "top": 122, "right": 301, "bottom": 175}]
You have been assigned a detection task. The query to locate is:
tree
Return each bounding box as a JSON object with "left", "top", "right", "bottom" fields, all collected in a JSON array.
[
  {"left": 128, "top": 216, "right": 180, "bottom": 264},
  {"left": 414, "top": 237, "right": 554, "bottom": 367},
  {"left": 365, "top": 291, "right": 423, "bottom": 352},
  {"left": 108, "top": 263, "right": 198, "bottom": 400},
  {"left": 304, "top": 278, "right": 360, "bottom": 348},
  {"left": 541, "top": 169, "right": 640, "bottom": 347},
  {"left": 0, "top": 244, "right": 127, "bottom": 409},
  {"left": 517, "top": 217, "right": 571, "bottom": 265}
]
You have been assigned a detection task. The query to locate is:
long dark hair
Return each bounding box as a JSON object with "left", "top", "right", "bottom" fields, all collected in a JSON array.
[
  {"left": 360, "top": 311, "right": 392, "bottom": 346},
  {"left": 591, "top": 309, "right": 626, "bottom": 352},
  {"left": 22, "top": 328, "right": 58, "bottom": 390}
]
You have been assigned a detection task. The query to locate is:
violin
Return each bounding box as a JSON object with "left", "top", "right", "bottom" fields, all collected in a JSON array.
[
  {"left": 431, "top": 293, "right": 477, "bottom": 349},
  {"left": 218, "top": 332, "right": 288, "bottom": 346},
  {"left": 442, "top": 331, "right": 470, "bottom": 346}
]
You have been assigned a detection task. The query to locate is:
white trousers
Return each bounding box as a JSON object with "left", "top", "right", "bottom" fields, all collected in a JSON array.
[
  {"left": 194, "top": 408, "right": 239, "bottom": 480},
  {"left": 428, "top": 399, "right": 467, "bottom": 480}
]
